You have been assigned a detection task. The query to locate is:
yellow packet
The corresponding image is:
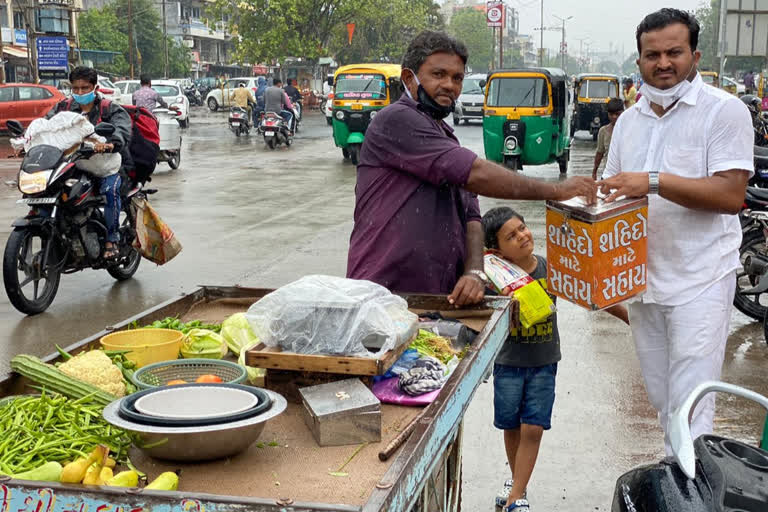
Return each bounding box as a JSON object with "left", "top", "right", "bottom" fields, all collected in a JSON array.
[{"left": 484, "top": 254, "right": 555, "bottom": 329}]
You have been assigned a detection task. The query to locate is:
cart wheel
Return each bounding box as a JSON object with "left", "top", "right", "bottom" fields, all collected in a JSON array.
[
  {"left": 168, "top": 152, "right": 180, "bottom": 169},
  {"left": 503, "top": 156, "right": 519, "bottom": 172}
]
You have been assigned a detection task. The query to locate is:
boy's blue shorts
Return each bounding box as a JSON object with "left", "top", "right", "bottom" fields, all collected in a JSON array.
[{"left": 493, "top": 363, "right": 557, "bottom": 430}]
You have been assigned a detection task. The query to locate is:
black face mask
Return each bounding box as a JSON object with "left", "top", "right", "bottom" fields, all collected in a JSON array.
[{"left": 406, "top": 69, "right": 455, "bottom": 120}]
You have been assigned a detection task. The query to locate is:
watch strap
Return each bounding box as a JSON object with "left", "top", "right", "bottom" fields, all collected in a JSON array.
[{"left": 648, "top": 170, "right": 660, "bottom": 195}]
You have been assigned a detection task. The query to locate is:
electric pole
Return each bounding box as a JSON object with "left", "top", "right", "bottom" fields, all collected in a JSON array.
[
  {"left": 162, "top": 0, "right": 168, "bottom": 78},
  {"left": 553, "top": 14, "right": 572, "bottom": 72},
  {"left": 128, "top": 0, "right": 135, "bottom": 78},
  {"left": 0, "top": 22, "right": 5, "bottom": 84},
  {"left": 539, "top": 0, "right": 544, "bottom": 66}
]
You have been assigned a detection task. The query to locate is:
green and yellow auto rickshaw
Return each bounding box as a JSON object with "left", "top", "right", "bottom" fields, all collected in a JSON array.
[
  {"left": 481, "top": 68, "right": 571, "bottom": 173},
  {"left": 572, "top": 73, "right": 620, "bottom": 141},
  {"left": 330, "top": 63, "right": 403, "bottom": 164}
]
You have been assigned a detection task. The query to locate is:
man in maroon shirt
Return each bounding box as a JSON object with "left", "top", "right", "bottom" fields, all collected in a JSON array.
[{"left": 347, "top": 31, "right": 596, "bottom": 306}]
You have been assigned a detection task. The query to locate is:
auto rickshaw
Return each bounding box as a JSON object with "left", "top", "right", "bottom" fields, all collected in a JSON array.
[
  {"left": 481, "top": 68, "right": 571, "bottom": 173},
  {"left": 572, "top": 73, "right": 620, "bottom": 141},
  {"left": 330, "top": 63, "right": 402, "bottom": 164},
  {"left": 701, "top": 70, "right": 720, "bottom": 88}
]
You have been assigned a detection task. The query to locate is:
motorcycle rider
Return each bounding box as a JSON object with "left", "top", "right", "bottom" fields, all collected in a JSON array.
[
  {"left": 132, "top": 74, "right": 169, "bottom": 111},
  {"left": 740, "top": 94, "right": 768, "bottom": 146},
  {"left": 264, "top": 78, "right": 296, "bottom": 134},
  {"left": 230, "top": 82, "right": 256, "bottom": 126},
  {"left": 284, "top": 79, "right": 303, "bottom": 119},
  {"left": 254, "top": 76, "right": 268, "bottom": 124},
  {"left": 46, "top": 66, "right": 132, "bottom": 259}
]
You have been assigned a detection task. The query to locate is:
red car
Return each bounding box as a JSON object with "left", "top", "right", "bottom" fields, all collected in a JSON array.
[{"left": 0, "top": 83, "right": 66, "bottom": 129}]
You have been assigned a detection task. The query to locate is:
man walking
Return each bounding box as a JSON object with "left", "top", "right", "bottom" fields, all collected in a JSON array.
[{"left": 601, "top": 8, "right": 753, "bottom": 452}]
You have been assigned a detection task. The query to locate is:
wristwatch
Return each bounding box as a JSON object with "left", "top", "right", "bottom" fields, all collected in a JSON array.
[
  {"left": 466, "top": 270, "right": 489, "bottom": 285},
  {"left": 648, "top": 170, "right": 660, "bottom": 195}
]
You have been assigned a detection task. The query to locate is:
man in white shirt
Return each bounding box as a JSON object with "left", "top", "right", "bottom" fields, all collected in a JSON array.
[{"left": 600, "top": 8, "right": 753, "bottom": 453}]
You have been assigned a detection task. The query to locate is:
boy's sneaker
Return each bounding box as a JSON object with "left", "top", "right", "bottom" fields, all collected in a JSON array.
[{"left": 503, "top": 499, "right": 530, "bottom": 512}]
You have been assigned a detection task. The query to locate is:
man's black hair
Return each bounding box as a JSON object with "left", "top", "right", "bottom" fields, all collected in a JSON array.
[
  {"left": 481, "top": 207, "right": 525, "bottom": 249},
  {"left": 140, "top": 74, "right": 151, "bottom": 86},
  {"left": 273, "top": 77, "right": 282, "bottom": 85},
  {"left": 402, "top": 31, "right": 468, "bottom": 73},
  {"left": 607, "top": 97, "right": 624, "bottom": 113},
  {"left": 69, "top": 66, "right": 98, "bottom": 85},
  {"left": 636, "top": 8, "right": 699, "bottom": 54}
]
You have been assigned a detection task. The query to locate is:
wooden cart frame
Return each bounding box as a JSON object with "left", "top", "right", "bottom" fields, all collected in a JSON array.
[{"left": 0, "top": 286, "right": 513, "bottom": 512}]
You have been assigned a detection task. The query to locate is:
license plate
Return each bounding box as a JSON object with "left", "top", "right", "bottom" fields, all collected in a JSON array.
[
  {"left": 265, "top": 131, "right": 275, "bottom": 136},
  {"left": 17, "top": 197, "right": 56, "bottom": 205},
  {"left": 351, "top": 104, "right": 363, "bottom": 110},
  {"left": 465, "top": 106, "right": 481, "bottom": 112},
  {"left": 231, "top": 121, "right": 240, "bottom": 126}
]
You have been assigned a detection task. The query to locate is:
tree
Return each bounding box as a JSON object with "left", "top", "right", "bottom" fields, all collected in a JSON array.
[
  {"left": 328, "top": 0, "right": 443, "bottom": 65},
  {"left": 695, "top": 0, "right": 720, "bottom": 71},
  {"left": 448, "top": 8, "right": 493, "bottom": 72},
  {"left": 78, "top": 0, "right": 191, "bottom": 77}
]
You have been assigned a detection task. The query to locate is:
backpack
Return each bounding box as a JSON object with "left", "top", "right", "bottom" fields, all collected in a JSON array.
[{"left": 63, "top": 98, "right": 160, "bottom": 184}]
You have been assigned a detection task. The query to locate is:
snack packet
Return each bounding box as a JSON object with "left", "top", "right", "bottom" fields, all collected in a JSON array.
[{"left": 484, "top": 253, "right": 555, "bottom": 328}]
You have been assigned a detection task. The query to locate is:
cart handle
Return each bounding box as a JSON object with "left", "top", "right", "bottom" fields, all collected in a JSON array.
[{"left": 669, "top": 380, "right": 768, "bottom": 480}]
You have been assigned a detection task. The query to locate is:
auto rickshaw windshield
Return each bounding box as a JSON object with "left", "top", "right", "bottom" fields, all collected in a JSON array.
[
  {"left": 578, "top": 80, "right": 618, "bottom": 99},
  {"left": 487, "top": 77, "right": 549, "bottom": 107},
  {"left": 701, "top": 74, "right": 716, "bottom": 85},
  {"left": 462, "top": 78, "right": 484, "bottom": 94},
  {"left": 335, "top": 73, "right": 387, "bottom": 100}
]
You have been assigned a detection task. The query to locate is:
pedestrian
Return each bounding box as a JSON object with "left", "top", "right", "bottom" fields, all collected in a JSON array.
[
  {"left": 592, "top": 97, "right": 624, "bottom": 180},
  {"left": 346, "top": 30, "right": 596, "bottom": 307},
  {"left": 132, "top": 74, "right": 169, "bottom": 111},
  {"left": 482, "top": 207, "right": 628, "bottom": 512},
  {"left": 623, "top": 77, "right": 637, "bottom": 108},
  {"left": 600, "top": 8, "right": 753, "bottom": 453},
  {"left": 46, "top": 66, "right": 133, "bottom": 259},
  {"left": 744, "top": 70, "right": 755, "bottom": 94}
]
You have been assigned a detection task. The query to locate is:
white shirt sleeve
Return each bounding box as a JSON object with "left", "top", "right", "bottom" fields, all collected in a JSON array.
[
  {"left": 707, "top": 98, "right": 754, "bottom": 176},
  {"left": 603, "top": 115, "right": 624, "bottom": 178}
]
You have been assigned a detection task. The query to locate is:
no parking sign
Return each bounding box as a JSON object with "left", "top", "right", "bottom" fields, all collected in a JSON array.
[{"left": 487, "top": 1, "right": 503, "bottom": 27}]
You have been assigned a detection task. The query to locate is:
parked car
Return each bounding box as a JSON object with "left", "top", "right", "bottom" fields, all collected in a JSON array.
[
  {"left": 723, "top": 76, "right": 746, "bottom": 96},
  {"left": 97, "top": 76, "right": 121, "bottom": 104},
  {"left": 453, "top": 73, "right": 486, "bottom": 125},
  {"left": 0, "top": 83, "right": 66, "bottom": 129},
  {"left": 113, "top": 79, "right": 190, "bottom": 127},
  {"left": 205, "top": 77, "right": 264, "bottom": 111}
]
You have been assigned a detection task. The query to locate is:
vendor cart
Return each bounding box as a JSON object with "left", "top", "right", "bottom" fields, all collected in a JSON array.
[
  {"left": 0, "top": 285, "right": 513, "bottom": 512},
  {"left": 154, "top": 108, "right": 182, "bottom": 169}
]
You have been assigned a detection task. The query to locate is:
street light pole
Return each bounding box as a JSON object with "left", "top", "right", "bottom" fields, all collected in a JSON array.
[
  {"left": 162, "top": 0, "right": 168, "bottom": 78},
  {"left": 553, "top": 14, "right": 572, "bottom": 72},
  {"left": 539, "top": 0, "right": 543, "bottom": 66}
]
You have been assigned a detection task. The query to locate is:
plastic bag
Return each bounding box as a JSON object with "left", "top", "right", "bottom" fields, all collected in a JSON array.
[
  {"left": 11, "top": 112, "right": 94, "bottom": 152},
  {"left": 131, "top": 197, "right": 182, "bottom": 264},
  {"left": 484, "top": 254, "right": 555, "bottom": 329},
  {"left": 221, "top": 313, "right": 266, "bottom": 385},
  {"left": 76, "top": 151, "right": 121, "bottom": 177},
  {"left": 245, "top": 275, "right": 418, "bottom": 358}
]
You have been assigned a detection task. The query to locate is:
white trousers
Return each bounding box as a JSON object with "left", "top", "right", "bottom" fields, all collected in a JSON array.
[{"left": 627, "top": 272, "right": 736, "bottom": 454}]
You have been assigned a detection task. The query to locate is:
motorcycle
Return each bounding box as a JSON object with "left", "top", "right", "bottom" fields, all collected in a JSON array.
[
  {"left": 184, "top": 85, "right": 203, "bottom": 107},
  {"left": 260, "top": 112, "right": 292, "bottom": 150},
  {"left": 2, "top": 120, "right": 145, "bottom": 315},
  {"left": 612, "top": 381, "right": 768, "bottom": 511},
  {"left": 228, "top": 106, "right": 251, "bottom": 137}
]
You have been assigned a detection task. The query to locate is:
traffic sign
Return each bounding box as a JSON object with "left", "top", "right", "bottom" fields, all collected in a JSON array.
[
  {"left": 487, "top": 1, "right": 503, "bottom": 28},
  {"left": 36, "top": 36, "right": 69, "bottom": 78}
]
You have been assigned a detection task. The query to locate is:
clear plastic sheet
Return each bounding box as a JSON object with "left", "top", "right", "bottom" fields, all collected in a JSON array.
[{"left": 245, "top": 275, "right": 418, "bottom": 358}]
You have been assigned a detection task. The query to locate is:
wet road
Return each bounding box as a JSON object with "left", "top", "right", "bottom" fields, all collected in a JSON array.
[{"left": 0, "top": 108, "right": 766, "bottom": 510}]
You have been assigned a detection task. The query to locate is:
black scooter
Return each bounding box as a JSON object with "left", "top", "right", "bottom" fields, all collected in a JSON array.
[{"left": 613, "top": 381, "right": 768, "bottom": 511}]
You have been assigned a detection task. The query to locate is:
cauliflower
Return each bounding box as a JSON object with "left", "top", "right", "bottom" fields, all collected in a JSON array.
[{"left": 59, "top": 350, "right": 126, "bottom": 397}]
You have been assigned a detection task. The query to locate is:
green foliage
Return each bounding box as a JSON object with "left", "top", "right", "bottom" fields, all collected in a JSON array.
[
  {"left": 77, "top": 0, "right": 191, "bottom": 77},
  {"left": 695, "top": 0, "right": 720, "bottom": 71},
  {"left": 328, "top": 0, "right": 443, "bottom": 65},
  {"left": 447, "top": 8, "right": 493, "bottom": 72}
]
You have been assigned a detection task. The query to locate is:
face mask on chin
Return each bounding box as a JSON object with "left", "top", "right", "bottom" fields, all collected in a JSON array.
[
  {"left": 403, "top": 69, "right": 455, "bottom": 120},
  {"left": 639, "top": 61, "right": 697, "bottom": 109}
]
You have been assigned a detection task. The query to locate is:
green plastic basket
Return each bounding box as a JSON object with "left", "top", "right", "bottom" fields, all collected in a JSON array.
[{"left": 131, "top": 359, "right": 247, "bottom": 390}]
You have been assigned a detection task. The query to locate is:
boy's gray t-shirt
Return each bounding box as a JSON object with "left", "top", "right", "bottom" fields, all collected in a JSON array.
[{"left": 495, "top": 255, "right": 561, "bottom": 368}]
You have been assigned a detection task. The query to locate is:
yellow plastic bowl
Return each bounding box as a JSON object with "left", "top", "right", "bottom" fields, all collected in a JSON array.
[{"left": 100, "top": 329, "right": 184, "bottom": 368}]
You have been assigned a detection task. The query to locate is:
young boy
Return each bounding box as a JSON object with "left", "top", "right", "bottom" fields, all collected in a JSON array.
[
  {"left": 482, "top": 207, "right": 628, "bottom": 512},
  {"left": 592, "top": 97, "right": 625, "bottom": 181}
]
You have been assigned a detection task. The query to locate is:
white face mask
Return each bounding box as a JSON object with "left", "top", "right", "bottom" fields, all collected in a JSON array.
[{"left": 639, "top": 62, "right": 697, "bottom": 109}]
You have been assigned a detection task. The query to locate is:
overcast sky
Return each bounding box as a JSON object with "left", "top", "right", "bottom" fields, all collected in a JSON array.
[{"left": 507, "top": 0, "right": 704, "bottom": 60}]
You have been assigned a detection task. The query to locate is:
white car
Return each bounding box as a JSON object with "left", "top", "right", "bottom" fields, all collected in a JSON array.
[
  {"left": 723, "top": 76, "right": 746, "bottom": 96},
  {"left": 114, "top": 79, "right": 190, "bottom": 128},
  {"left": 205, "top": 77, "right": 264, "bottom": 111},
  {"left": 98, "top": 76, "right": 121, "bottom": 104},
  {"left": 452, "top": 73, "right": 486, "bottom": 125}
]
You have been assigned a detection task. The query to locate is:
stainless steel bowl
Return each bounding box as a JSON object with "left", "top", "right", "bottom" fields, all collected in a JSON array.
[{"left": 103, "top": 389, "right": 287, "bottom": 461}]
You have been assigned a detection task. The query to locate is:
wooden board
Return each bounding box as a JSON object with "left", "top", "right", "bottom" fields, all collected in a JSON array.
[{"left": 245, "top": 340, "right": 410, "bottom": 376}]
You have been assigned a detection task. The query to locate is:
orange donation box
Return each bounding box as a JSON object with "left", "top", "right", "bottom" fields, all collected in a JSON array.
[{"left": 545, "top": 196, "right": 648, "bottom": 310}]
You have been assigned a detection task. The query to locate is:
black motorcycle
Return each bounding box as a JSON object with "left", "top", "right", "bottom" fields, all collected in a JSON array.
[
  {"left": 3, "top": 120, "right": 144, "bottom": 315},
  {"left": 184, "top": 85, "right": 203, "bottom": 107},
  {"left": 260, "top": 112, "right": 292, "bottom": 149},
  {"left": 612, "top": 381, "right": 768, "bottom": 511},
  {"left": 228, "top": 106, "right": 251, "bottom": 137}
]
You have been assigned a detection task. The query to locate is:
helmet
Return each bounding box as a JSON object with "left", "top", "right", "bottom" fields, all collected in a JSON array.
[{"left": 740, "top": 94, "right": 761, "bottom": 114}]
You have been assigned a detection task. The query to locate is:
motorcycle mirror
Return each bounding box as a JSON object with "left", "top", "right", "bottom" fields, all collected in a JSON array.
[
  {"left": 94, "top": 122, "right": 115, "bottom": 137},
  {"left": 479, "top": 79, "right": 487, "bottom": 89},
  {"left": 6, "top": 119, "right": 24, "bottom": 136}
]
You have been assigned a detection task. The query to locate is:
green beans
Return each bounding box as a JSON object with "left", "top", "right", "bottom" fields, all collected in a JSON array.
[
  {"left": 137, "top": 316, "right": 222, "bottom": 334},
  {"left": 0, "top": 392, "right": 131, "bottom": 475}
]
